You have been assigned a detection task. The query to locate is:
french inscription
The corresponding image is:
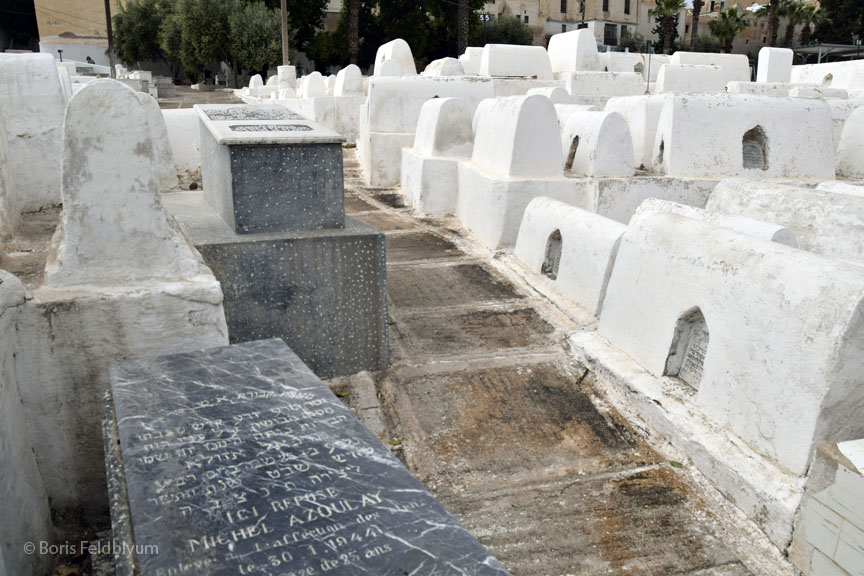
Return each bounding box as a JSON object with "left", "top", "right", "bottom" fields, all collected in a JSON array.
[
  {"left": 679, "top": 323, "right": 709, "bottom": 388},
  {"left": 229, "top": 124, "right": 314, "bottom": 133},
  {"left": 205, "top": 107, "right": 304, "bottom": 121},
  {"left": 109, "top": 339, "right": 508, "bottom": 576}
]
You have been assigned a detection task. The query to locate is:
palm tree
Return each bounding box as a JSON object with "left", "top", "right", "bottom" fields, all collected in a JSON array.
[
  {"left": 709, "top": 6, "right": 751, "bottom": 52},
  {"left": 650, "top": 0, "right": 686, "bottom": 55},
  {"left": 752, "top": 1, "right": 778, "bottom": 46},
  {"left": 781, "top": 0, "right": 805, "bottom": 47},
  {"left": 797, "top": 4, "right": 829, "bottom": 45},
  {"left": 690, "top": 0, "right": 705, "bottom": 49},
  {"left": 348, "top": 0, "right": 359, "bottom": 65}
]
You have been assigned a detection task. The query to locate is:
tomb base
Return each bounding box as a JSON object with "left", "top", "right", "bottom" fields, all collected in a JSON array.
[
  {"left": 400, "top": 148, "right": 460, "bottom": 215},
  {"left": 361, "top": 131, "right": 415, "bottom": 187},
  {"left": 568, "top": 331, "right": 804, "bottom": 548},
  {"left": 456, "top": 162, "right": 582, "bottom": 251},
  {"left": 164, "top": 190, "right": 389, "bottom": 378}
]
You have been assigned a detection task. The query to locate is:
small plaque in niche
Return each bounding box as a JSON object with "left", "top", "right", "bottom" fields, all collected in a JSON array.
[
  {"left": 678, "top": 323, "right": 709, "bottom": 388},
  {"left": 205, "top": 107, "right": 304, "bottom": 121},
  {"left": 229, "top": 124, "right": 314, "bottom": 132}
]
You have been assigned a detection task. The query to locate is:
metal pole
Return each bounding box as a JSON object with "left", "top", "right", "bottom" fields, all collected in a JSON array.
[
  {"left": 281, "top": 0, "right": 290, "bottom": 66},
  {"left": 104, "top": 0, "right": 116, "bottom": 77}
]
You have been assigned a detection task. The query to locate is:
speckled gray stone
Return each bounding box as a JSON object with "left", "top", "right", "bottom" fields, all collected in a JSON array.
[
  {"left": 163, "top": 190, "right": 388, "bottom": 378},
  {"left": 197, "top": 105, "right": 346, "bottom": 235},
  {"left": 104, "top": 339, "right": 510, "bottom": 576}
]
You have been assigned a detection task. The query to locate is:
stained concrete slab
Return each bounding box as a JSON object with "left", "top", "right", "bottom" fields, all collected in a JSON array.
[
  {"left": 385, "top": 231, "right": 463, "bottom": 262},
  {"left": 345, "top": 194, "right": 378, "bottom": 214},
  {"left": 393, "top": 309, "right": 556, "bottom": 358},
  {"left": 388, "top": 263, "right": 524, "bottom": 309},
  {"left": 353, "top": 210, "right": 419, "bottom": 231}
]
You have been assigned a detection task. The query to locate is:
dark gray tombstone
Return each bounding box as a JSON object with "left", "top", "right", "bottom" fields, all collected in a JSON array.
[
  {"left": 167, "top": 105, "right": 389, "bottom": 378},
  {"left": 198, "top": 105, "right": 345, "bottom": 234},
  {"left": 104, "top": 339, "right": 509, "bottom": 576}
]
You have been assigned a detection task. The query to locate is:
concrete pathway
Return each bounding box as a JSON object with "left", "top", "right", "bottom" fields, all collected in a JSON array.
[{"left": 335, "top": 149, "right": 797, "bottom": 576}]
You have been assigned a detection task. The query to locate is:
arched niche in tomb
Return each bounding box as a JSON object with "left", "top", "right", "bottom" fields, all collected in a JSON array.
[
  {"left": 742, "top": 125, "right": 768, "bottom": 171},
  {"left": 634, "top": 62, "right": 645, "bottom": 76},
  {"left": 823, "top": 73, "right": 833, "bottom": 86},
  {"left": 541, "top": 229, "right": 563, "bottom": 281},
  {"left": 664, "top": 306, "right": 710, "bottom": 390},
  {"left": 565, "top": 136, "right": 580, "bottom": 171}
]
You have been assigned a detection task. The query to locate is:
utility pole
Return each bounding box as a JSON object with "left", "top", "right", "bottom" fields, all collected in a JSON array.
[
  {"left": 458, "top": 0, "right": 469, "bottom": 55},
  {"left": 104, "top": 0, "right": 116, "bottom": 77},
  {"left": 281, "top": 0, "right": 290, "bottom": 65}
]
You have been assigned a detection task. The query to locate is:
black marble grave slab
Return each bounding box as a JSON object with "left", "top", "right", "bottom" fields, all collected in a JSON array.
[{"left": 105, "top": 339, "right": 510, "bottom": 576}]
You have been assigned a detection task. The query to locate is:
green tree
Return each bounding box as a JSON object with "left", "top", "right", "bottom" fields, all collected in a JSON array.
[
  {"left": 113, "top": 0, "right": 169, "bottom": 66},
  {"left": 619, "top": 30, "right": 648, "bottom": 52},
  {"left": 798, "top": 4, "right": 829, "bottom": 44},
  {"left": 477, "top": 15, "right": 534, "bottom": 45},
  {"left": 709, "top": 6, "right": 750, "bottom": 52},
  {"left": 814, "top": 0, "right": 863, "bottom": 43},
  {"left": 229, "top": 2, "right": 284, "bottom": 76},
  {"left": 649, "top": 0, "right": 685, "bottom": 54},
  {"left": 781, "top": 0, "right": 805, "bottom": 47},
  {"left": 690, "top": 0, "right": 705, "bottom": 49}
]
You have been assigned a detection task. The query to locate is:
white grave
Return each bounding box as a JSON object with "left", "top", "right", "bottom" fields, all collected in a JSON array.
[
  {"left": 45, "top": 80, "right": 204, "bottom": 286},
  {"left": 634, "top": 198, "right": 797, "bottom": 247},
  {"left": 514, "top": 197, "right": 626, "bottom": 316},
  {"left": 136, "top": 92, "right": 179, "bottom": 190},
  {"left": 655, "top": 64, "right": 730, "bottom": 94},
  {"left": 560, "top": 111, "right": 634, "bottom": 178},
  {"left": 707, "top": 178, "right": 864, "bottom": 265},
  {"left": 18, "top": 79, "right": 228, "bottom": 523},
  {"left": 598, "top": 209, "right": 864, "bottom": 479},
  {"left": 0, "top": 53, "right": 66, "bottom": 210},
  {"left": 456, "top": 94, "right": 579, "bottom": 251},
  {"left": 161, "top": 108, "right": 201, "bottom": 176},
  {"left": 459, "top": 47, "right": 484, "bottom": 76},
  {"left": 669, "top": 51, "right": 750, "bottom": 82},
  {"left": 359, "top": 75, "right": 494, "bottom": 186},
  {"left": 652, "top": 94, "right": 835, "bottom": 179},
  {"left": 757, "top": 47, "right": 793, "bottom": 83},
  {"left": 836, "top": 106, "right": 864, "bottom": 179},
  {"left": 373, "top": 38, "right": 417, "bottom": 76},
  {"left": 479, "top": 44, "right": 554, "bottom": 81},
  {"left": 334, "top": 64, "right": 364, "bottom": 96},
  {"left": 547, "top": 29, "right": 602, "bottom": 75},
  {"left": 604, "top": 95, "right": 667, "bottom": 171},
  {"left": 401, "top": 97, "right": 474, "bottom": 215},
  {"left": 528, "top": 86, "right": 573, "bottom": 104},
  {"left": 0, "top": 114, "right": 20, "bottom": 238},
  {"left": 422, "top": 57, "right": 464, "bottom": 77}
]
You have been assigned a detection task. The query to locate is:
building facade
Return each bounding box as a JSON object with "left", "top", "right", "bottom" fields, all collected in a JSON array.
[{"left": 33, "top": 0, "right": 121, "bottom": 65}]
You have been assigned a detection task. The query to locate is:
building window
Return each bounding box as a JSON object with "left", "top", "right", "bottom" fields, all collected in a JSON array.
[
  {"left": 603, "top": 0, "right": 609, "bottom": 10},
  {"left": 562, "top": 23, "right": 567, "bottom": 32},
  {"left": 561, "top": 0, "right": 567, "bottom": 13},
  {"left": 625, "top": 0, "right": 631, "bottom": 14},
  {"left": 604, "top": 22, "right": 617, "bottom": 44},
  {"left": 524, "top": 14, "right": 529, "bottom": 23},
  {"left": 685, "top": 23, "right": 690, "bottom": 33}
]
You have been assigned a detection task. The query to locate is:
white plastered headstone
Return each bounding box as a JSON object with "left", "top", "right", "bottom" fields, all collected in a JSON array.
[{"left": 44, "top": 79, "right": 201, "bottom": 286}]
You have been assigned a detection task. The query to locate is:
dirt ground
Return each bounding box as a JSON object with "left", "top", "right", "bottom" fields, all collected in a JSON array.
[
  {"left": 156, "top": 85, "right": 242, "bottom": 109},
  {"left": 333, "top": 149, "right": 798, "bottom": 576}
]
